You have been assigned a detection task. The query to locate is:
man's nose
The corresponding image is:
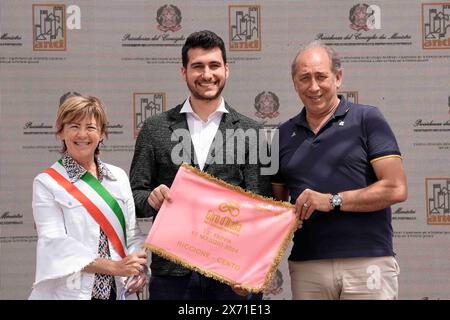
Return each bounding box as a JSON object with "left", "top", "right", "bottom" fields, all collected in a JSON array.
[
  {"left": 202, "top": 68, "right": 213, "bottom": 80},
  {"left": 309, "top": 78, "right": 320, "bottom": 91}
]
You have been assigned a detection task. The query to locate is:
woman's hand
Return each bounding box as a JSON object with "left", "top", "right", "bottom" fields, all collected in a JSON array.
[
  {"left": 125, "top": 272, "right": 148, "bottom": 294},
  {"left": 115, "top": 251, "right": 148, "bottom": 277},
  {"left": 83, "top": 250, "right": 148, "bottom": 277}
]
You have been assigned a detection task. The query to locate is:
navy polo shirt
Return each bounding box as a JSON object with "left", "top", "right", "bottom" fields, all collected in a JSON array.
[{"left": 274, "top": 96, "right": 401, "bottom": 261}]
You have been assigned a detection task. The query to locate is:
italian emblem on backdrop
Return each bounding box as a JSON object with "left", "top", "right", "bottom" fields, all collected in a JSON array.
[
  {"left": 254, "top": 91, "right": 280, "bottom": 119},
  {"left": 156, "top": 4, "right": 182, "bottom": 32},
  {"left": 349, "top": 3, "right": 372, "bottom": 31}
]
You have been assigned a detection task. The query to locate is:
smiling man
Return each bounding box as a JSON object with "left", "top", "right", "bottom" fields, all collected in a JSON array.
[
  {"left": 272, "top": 41, "right": 408, "bottom": 300},
  {"left": 130, "top": 30, "right": 271, "bottom": 300}
]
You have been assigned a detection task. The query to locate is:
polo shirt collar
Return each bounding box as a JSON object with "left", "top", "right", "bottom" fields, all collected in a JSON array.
[
  {"left": 295, "top": 95, "right": 350, "bottom": 128},
  {"left": 334, "top": 95, "right": 351, "bottom": 117}
]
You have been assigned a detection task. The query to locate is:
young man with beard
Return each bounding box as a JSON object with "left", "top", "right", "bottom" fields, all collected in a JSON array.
[{"left": 130, "top": 30, "right": 271, "bottom": 300}]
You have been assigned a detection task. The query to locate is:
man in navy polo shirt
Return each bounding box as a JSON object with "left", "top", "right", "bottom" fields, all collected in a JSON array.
[{"left": 272, "top": 41, "right": 408, "bottom": 299}]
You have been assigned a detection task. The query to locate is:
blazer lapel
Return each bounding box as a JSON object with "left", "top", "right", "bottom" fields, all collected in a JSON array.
[{"left": 168, "top": 104, "right": 198, "bottom": 168}]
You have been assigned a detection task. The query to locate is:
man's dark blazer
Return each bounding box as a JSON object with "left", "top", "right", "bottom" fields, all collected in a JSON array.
[{"left": 130, "top": 101, "right": 271, "bottom": 276}]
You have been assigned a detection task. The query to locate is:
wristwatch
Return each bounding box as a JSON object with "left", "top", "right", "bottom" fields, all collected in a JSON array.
[{"left": 330, "top": 193, "right": 342, "bottom": 210}]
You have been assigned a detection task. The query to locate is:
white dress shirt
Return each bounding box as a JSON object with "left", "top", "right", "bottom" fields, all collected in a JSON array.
[{"left": 180, "top": 98, "right": 228, "bottom": 170}]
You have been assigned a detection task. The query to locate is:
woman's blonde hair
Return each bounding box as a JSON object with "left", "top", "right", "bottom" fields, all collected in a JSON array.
[{"left": 56, "top": 95, "right": 108, "bottom": 155}]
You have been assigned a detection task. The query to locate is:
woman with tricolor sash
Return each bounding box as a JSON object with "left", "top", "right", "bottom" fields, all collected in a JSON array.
[{"left": 29, "top": 95, "right": 148, "bottom": 300}]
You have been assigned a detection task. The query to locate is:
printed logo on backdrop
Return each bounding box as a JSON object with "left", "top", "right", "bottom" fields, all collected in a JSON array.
[
  {"left": 122, "top": 4, "right": 185, "bottom": 48},
  {"left": 133, "top": 93, "right": 166, "bottom": 138},
  {"left": 254, "top": 91, "right": 280, "bottom": 119},
  {"left": 413, "top": 95, "right": 450, "bottom": 133},
  {"left": 392, "top": 206, "right": 416, "bottom": 221},
  {"left": 23, "top": 90, "right": 123, "bottom": 143},
  {"left": 32, "top": 4, "right": 66, "bottom": 51},
  {"left": 252, "top": 90, "right": 281, "bottom": 153},
  {"left": 0, "top": 211, "right": 23, "bottom": 225},
  {"left": 422, "top": 3, "right": 450, "bottom": 49},
  {"left": 349, "top": 3, "right": 381, "bottom": 31},
  {"left": 157, "top": 5, "right": 182, "bottom": 32},
  {"left": 23, "top": 121, "right": 54, "bottom": 136},
  {"left": 0, "top": 31, "right": 23, "bottom": 47},
  {"left": 315, "top": 3, "right": 412, "bottom": 47},
  {"left": 252, "top": 90, "right": 281, "bottom": 150},
  {"left": 426, "top": 178, "right": 450, "bottom": 225},
  {"left": 59, "top": 91, "right": 81, "bottom": 106},
  {"left": 412, "top": 95, "right": 450, "bottom": 151},
  {"left": 338, "top": 91, "right": 358, "bottom": 104},
  {"left": 229, "top": 5, "right": 261, "bottom": 51}
]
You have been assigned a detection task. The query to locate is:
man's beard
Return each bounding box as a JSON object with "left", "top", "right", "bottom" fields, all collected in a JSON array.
[{"left": 187, "top": 81, "right": 226, "bottom": 101}]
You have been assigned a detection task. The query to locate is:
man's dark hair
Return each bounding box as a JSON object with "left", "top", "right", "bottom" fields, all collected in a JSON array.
[{"left": 182, "top": 30, "right": 227, "bottom": 67}]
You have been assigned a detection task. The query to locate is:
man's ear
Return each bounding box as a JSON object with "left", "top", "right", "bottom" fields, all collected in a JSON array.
[{"left": 335, "top": 69, "right": 343, "bottom": 89}]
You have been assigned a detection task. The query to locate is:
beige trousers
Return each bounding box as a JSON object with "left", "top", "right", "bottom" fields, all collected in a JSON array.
[{"left": 289, "top": 256, "right": 400, "bottom": 300}]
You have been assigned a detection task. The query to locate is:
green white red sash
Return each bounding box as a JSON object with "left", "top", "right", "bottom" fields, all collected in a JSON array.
[{"left": 45, "top": 161, "right": 127, "bottom": 258}]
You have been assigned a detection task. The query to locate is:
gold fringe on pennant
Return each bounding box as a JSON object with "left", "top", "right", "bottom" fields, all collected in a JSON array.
[
  {"left": 144, "top": 163, "right": 300, "bottom": 293},
  {"left": 144, "top": 243, "right": 259, "bottom": 293},
  {"left": 181, "top": 163, "right": 294, "bottom": 209}
]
